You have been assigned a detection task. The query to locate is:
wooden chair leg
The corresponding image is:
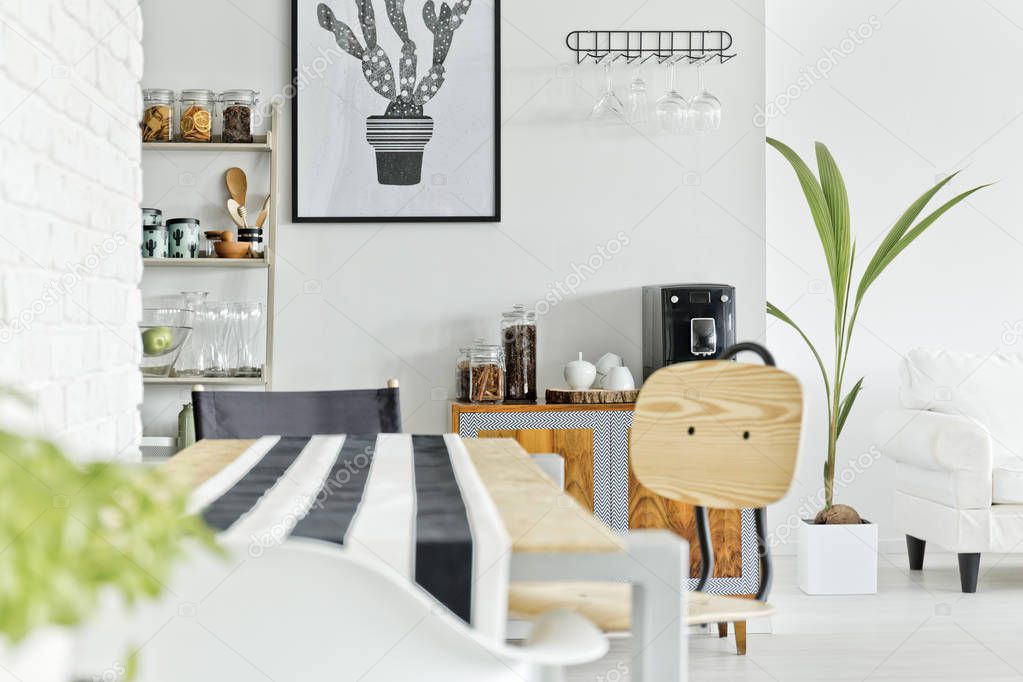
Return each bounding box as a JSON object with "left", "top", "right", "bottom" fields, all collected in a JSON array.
[
  {"left": 733, "top": 621, "right": 747, "bottom": 655},
  {"left": 717, "top": 622, "right": 728, "bottom": 638}
]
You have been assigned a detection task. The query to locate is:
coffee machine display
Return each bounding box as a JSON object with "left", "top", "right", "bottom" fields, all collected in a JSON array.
[{"left": 642, "top": 283, "right": 736, "bottom": 379}]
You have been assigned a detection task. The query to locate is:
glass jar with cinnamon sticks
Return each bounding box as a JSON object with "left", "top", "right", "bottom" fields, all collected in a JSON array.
[{"left": 469, "top": 345, "right": 505, "bottom": 404}]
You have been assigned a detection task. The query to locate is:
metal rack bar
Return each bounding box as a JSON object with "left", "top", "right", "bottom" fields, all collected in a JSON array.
[{"left": 565, "top": 30, "right": 736, "bottom": 65}]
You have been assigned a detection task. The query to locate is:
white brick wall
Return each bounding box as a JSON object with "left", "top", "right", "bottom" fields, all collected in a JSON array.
[{"left": 0, "top": 0, "right": 143, "bottom": 461}]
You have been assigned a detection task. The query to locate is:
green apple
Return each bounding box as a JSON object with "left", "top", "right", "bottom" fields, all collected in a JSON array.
[{"left": 142, "top": 326, "right": 173, "bottom": 356}]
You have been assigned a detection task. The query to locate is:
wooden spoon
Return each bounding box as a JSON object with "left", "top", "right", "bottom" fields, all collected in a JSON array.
[
  {"left": 255, "top": 195, "right": 270, "bottom": 227},
  {"left": 225, "top": 167, "right": 248, "bottom": 207},
  {"left": 227, "top": 199, "right": 246, "bottom": 228}
]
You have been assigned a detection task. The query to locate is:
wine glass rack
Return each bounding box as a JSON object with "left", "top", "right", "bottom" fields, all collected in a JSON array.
[{"left": 565, "top": 30, "right": 736, "bottom": 64}]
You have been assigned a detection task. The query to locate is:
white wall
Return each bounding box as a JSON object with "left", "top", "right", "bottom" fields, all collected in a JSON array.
[
  {"left": 765, "top": 0, "right": 1019, "bottom": 549},
  {"left": 0, "top": 0, "right": 144, "bottom": 460},
  {"left": 141, "top": 0, "right": 767, "bottom": 435}
]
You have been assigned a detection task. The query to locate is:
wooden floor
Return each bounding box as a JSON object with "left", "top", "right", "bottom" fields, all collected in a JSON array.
[{"left": 566, "top": 552, "right": 1023, "bottom": 681}]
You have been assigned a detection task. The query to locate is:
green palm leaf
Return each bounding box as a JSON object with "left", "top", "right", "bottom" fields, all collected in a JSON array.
[
  {"left": 857, "top": 184, "right": 992, "bottom": 303},
  {"left": 767, "top": 137, "right": 839, "bottom": 295},
  {"left": 767, "top": 301, "right": 830, "bottom": 402},
  {"left": 836, "top": 377, "right": 864, "bottom": 438}
]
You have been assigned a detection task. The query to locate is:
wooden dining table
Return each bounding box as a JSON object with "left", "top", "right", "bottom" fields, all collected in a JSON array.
[{"left": 164, "top": 436, "right": 688, "bottom": 681}]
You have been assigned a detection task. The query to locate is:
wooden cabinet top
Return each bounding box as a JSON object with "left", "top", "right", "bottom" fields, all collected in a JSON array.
[{"left": 451, "top": 401, "right": 634, "bottom": 414}]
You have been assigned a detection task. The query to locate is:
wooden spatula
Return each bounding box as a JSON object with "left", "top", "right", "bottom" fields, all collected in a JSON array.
[
  {"left": 255, "top": 196, "right": 270, "bottom": 227},
  {"left": 225, "top": 167, "right": 248, "bottom": 207}
]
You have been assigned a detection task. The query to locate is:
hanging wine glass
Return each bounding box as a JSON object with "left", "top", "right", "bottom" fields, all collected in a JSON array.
[
  {"left": 690, "top": 60, "right": 722, "bottom": 133},
  {"left": 626, "top": 66, "right": 650, "bottom": 125},
  {"left": 654, "top": 61, "right": 690, "bottom": 134},
  {"left": 589, "top": 60, "right": 624, "bottom": 121}
]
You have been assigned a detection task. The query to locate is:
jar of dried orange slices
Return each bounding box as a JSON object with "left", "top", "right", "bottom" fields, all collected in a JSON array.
[{"left": 178, "top": 89, "right": 215, "bottom": 143}]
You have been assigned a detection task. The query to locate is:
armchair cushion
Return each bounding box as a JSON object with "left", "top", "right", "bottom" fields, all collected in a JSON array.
[
  {"left": 900, "top": 348, "right": 1023, "bottom": 476},
  {"left": 993, "top": 469, "right": 1023, "bottom": 505},
  {"left": 877, "top": 408, "right": 992, "bottom": 508}
]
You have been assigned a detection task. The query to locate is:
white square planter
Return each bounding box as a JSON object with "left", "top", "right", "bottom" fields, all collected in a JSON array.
[{"left": 797, "top": 520, "right": 878, "bottom": 595}]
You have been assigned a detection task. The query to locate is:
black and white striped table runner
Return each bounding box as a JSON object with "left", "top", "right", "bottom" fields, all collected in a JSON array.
[{"left": 188, "top": 434, "right": 511, "bottom": 638}]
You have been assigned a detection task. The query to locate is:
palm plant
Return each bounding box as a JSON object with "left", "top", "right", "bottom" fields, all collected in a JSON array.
[{"left": 766, "top": 137, "right": 989, "bottom": 516}]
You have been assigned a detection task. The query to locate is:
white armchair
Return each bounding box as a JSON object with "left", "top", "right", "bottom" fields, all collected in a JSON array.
[{"left": 878, "top": 348, "right": 1023, "bottom": 592}]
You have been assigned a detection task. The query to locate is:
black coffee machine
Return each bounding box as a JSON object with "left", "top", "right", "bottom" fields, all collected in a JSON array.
[{"left": 642, "top": 283, "right": 736, "bottom": 379}]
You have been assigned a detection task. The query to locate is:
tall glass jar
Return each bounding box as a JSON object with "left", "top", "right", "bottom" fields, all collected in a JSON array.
[
  {"left": 469, "top": 345, "right": 505, "bottom": 404},
  {"left": 141, "top": 89, "right": 173, "bottom": 142},
  {"left": 501, "top": 304, "right": 537, "bottom": 402},
  {"left": 178, "top": 89, "right": 215, "bottom": 142},
  {"left": 219, "top": 89, "right": 259, "bottom": 143}
]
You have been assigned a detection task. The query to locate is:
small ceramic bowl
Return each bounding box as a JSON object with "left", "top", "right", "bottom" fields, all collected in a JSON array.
[{"left": 214, "top": 241, "right": 250, "bottom": 258}]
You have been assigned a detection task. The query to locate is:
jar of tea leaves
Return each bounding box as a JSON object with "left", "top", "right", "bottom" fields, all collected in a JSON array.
[
  {"left": 501, "top": 304, "right": 537, "bottom": 402},
  {"left": 141, "top": 89, "right": 173, "bottom": 142},
  {"left": 469, "top": 345, "right": 505, "bottom": 404},
  {"left": 219, "top": 89, "right": 259, "bottom": 143},
  {"left": 178, "top": 89, "right": 215, "bottom": 142}
]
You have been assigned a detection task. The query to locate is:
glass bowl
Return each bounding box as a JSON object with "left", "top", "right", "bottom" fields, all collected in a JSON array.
[{"left": 140, "top": 308, "right": 193, "bottom": 377}]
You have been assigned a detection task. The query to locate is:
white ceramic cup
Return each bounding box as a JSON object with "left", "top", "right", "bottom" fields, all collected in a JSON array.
[{"left": 603, "top": 366, "right": 635, "bottom": 391}]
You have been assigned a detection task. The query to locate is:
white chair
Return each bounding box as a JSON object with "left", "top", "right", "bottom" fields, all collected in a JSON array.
[
  {"left": 878, "top": 348, "right": 1023, "bottom": 592},
  {"left": 77, "top": 539, "right": 608, "bottom": 682}
]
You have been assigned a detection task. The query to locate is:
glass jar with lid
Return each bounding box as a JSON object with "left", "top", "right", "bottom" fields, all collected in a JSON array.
[
  {"left": 501, "top": 304, "right": 537, "bottom": 402},
  {"left": 178, "top": 89, "right": 215, "bottom": 142},
  {"left": 141, "top": 89, "right": 173, "bottom": 142},
  {"left": 455, "top": 338, "right": 486, "bottom": 402},
  {"left": 219, "top": 89, "right": 259, "bottom": 143},
  {"left": 469, "top": 345, "right": 505, "bottom": 404}
]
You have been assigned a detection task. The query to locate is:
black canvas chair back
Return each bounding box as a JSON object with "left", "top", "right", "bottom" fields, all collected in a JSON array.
[{"left": 192, "top": 386, "right": 402, "bottom": 439}]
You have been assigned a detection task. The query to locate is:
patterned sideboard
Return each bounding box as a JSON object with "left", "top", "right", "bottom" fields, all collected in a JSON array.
[{"left": 452, "top": 401, "right": 761, "bottom": 595}]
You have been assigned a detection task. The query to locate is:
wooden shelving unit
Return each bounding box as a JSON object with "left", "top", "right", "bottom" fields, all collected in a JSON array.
[
  {"left": 143, "top": 376, "right": 268, "bottom": 386},
  {"left": 142, "top": 135, "right": 271, "bottom": 152},
  {"left": 143, "top": 258, "right": 268, "bottom": 268},
  {"left": 140, "top": 103, "right": 279, "bottom": 453}
]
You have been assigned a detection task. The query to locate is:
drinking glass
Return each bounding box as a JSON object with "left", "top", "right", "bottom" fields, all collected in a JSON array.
[
  {"left": 655, "top": 62, "right": 690, "bottom": 134},
  {"left": 626, "top": 68, "right": 650, "bottom": 124},
  {"left": 589, "top": 61, "right": 624, "bottom": 121},
  {"left": 232, "top": 302, "right": 264, "bottom": 378},
  {"left": 173, "top": 291, "right": 209, "bottom": 377},
  {"left": 690, "top": 62, "right": 722, "bottom": 133},
  {"left": 202, "top": 302, "right": 232, "bottom": 378}
]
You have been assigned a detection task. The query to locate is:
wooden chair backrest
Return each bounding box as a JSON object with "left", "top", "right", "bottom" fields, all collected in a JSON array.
[{"left": 631, "top": 360, "right": 803, "bottom": 510}]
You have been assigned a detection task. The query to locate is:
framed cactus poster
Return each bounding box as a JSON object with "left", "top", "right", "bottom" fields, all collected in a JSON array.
[{"left": 292, "top": 0, "right": 500, "bottom": 222}]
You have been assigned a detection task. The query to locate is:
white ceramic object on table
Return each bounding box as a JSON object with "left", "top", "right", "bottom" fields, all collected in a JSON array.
[
  {"left": 603, "top": 366, "right": 635, "bottom": 391},
  {"left": 594, "top": 352, "right": 623, "bottom": 388},
  {"left": 564, "top": 352, "right": 597, "bottom": 390}
]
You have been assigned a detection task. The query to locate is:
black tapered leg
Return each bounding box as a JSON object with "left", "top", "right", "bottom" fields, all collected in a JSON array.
[
  {"left": 906, "top": 535, "right": 926, "bottom": 571},
  {"left": 958, "top": 553, "right": 981, "bottom": 593}
]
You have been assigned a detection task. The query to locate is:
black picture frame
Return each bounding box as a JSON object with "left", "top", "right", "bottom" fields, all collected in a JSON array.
[{"left": 291, "top": 0, "right": 501, "bottom": 223}]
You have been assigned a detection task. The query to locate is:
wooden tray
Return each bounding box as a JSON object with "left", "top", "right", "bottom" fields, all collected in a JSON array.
[{"left": 545, "top": 388, "right": 639, "bottom": 405}]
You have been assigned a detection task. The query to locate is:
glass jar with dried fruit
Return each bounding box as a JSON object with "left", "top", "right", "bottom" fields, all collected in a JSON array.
[
  {"left": 141, "top": 89, "right": 173, "bottom": 142},
  {"left": 219, "top": 89, "right": 259, "bottom": 144},
  {"left": 469, "top": 345, "right": 505, "bottom": 404},
  {"left": 178, "top": 89, "right": 215, "bottom": 143},
  {"left": 501, "top": 304, "right": 537, "bottom": 402}
]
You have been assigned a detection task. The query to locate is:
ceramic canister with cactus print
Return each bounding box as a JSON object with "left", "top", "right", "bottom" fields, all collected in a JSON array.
[
  {"left": 141, "top": 226, "right": 168, "bottom": 258},
  {"left": 166, "top": 218, "right": 201, "bottom": 259}
]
